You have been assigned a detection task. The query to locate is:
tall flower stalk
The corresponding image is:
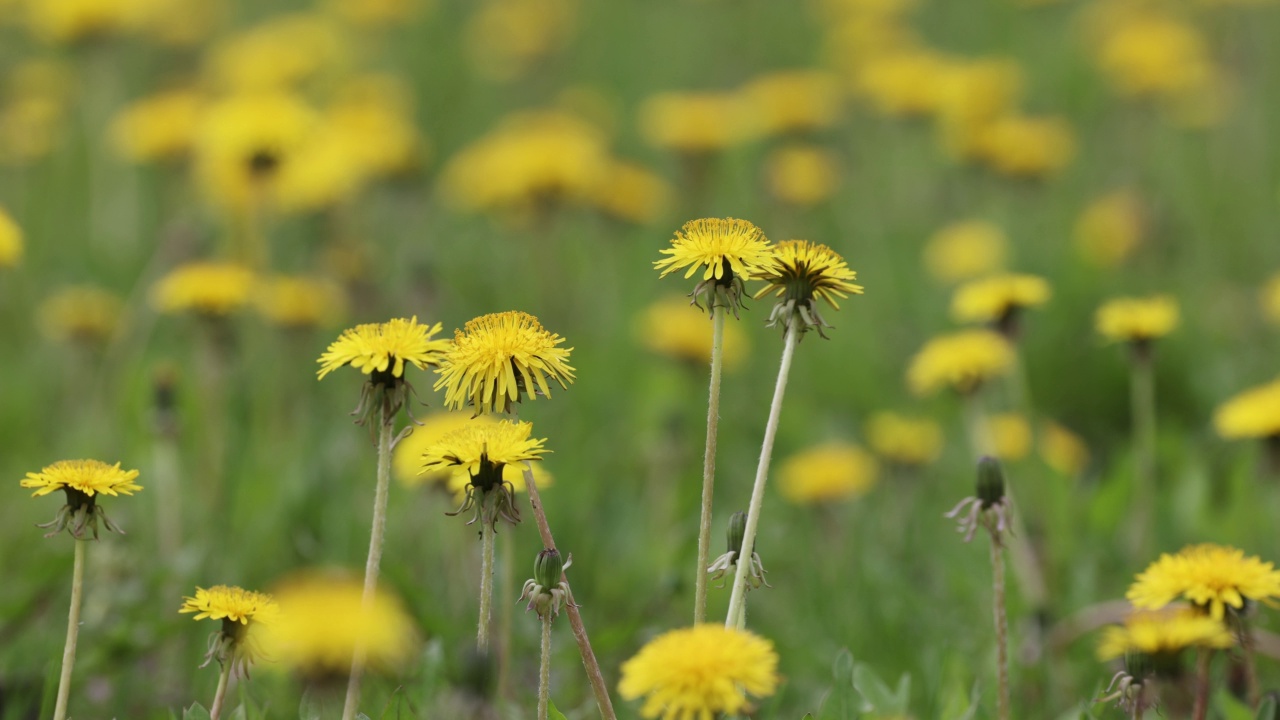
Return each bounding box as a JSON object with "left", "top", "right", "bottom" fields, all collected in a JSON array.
[
  {"left": 55, "top": 539, "right": 86, "bottom": 720},
  {"left": 694, "top": 306, "right": 725, "bottom": 623}
]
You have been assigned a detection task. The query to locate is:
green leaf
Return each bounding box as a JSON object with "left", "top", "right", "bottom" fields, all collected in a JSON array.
[
  {"left": 1258, "top": 695, "right": 1278, "bottom": 720},
  {"left": 183, "top": 703, "right": 212, "bottom": 720},
  {"left": 938, "top": 680, "right": 979, "bottom": 720},
  {"left": 228, "top": 707, "right": 247, "bottom": 720},
  {"left": 852, "top": 664, "right": 910, "bottom": 715},
  {"left": 817, "top": 649, "right": 859, "bottom": 720},
  {"left": 548, "top": 701, "right": 569, "bottom": 720}
]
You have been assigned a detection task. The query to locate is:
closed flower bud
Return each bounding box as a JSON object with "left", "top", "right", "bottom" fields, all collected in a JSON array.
[
  {"left": 727, "top": 510, "right": 747, "bottom": 558},
  {"left": 534, "top": 548, "right": 564, "bottom": 590},
  {"left": 976, "top": 456, "right": 1006, "bottom": 508}
]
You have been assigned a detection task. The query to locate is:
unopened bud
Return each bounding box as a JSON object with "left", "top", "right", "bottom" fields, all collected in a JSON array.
[
  {"left": 534, "top": 548, "right": 564, "bottom": 590},
  {"left": 976, "top": 456, "right": 1006, "bottom": 508},
  {"left": 727, "top": 511, "right": 747, "bottom": 557}
]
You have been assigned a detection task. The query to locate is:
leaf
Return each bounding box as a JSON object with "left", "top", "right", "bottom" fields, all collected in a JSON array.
[
  {"left": 816, "top": 649, "right": 859, "bottom": 720},
  {"left": 852, "top": 663, "right": 910, "bottom": 715},
  {"left": 183, "top": 703, "right": 212, "bottom": 720},
  {"left": 1259, "top": 695, "right": 1279, "bottom": 720},
  {"left": 228, "top": 707, "right": 247, "bottom": 720},
  {"left": 548, "top": 701, "right": 569, "bottom": 720},
  {"left": 938, "top": 680, "right": 979, "bottom": 720},
  {"left": 832, "top": 648, "right": 855, "bottom": 685}
]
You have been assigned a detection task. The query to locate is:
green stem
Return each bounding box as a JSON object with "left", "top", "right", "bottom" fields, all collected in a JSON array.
[
  {"left": 341, "top": 415, "right": 395, "bottom": 720},
  {"left": 477, "top": 504, "right": 496, "bottom": 651},
  {"left": 694, "top": 307, "right": 726, "bottom": 624},
  {"left": 990, "top": 531, "right": 1010, "bottom": 720},
  {"left": 725, "top": 325, "right": 799, "bottom": 629},
  {"left": 209, "top": 656, "right": 233, "bottom": 720},
  {"left": 1130, "top": 350, "right": 1156, "bottom": 559},
  {"left": 1192, "top": 648, "right": 1210, "bottom": 720},
  {"left": 52, "top": 539, "right": 86, "bottom": 720},
  {"left": 538, "top": 614, "right": 552, "bottom": 720},
  {"left": 1239, "top": 617, "right": 1259, "bottom": 708},
  {"left": 498, "top": 528, "right": 514, "bottom": 698}
]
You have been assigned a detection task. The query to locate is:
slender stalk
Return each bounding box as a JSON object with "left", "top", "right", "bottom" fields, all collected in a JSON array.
[
  {"left": 1192, "top": 648, "right": 1210, "bottom": 720},
  {"left": 725, "top": 325, "right": 799, "bottom": 629},
  {"left": 1239, "top": 617, "right": 1259, "bottom": 708},
  {"left": 1129, "top": 349, "right": 1156, "bottom": 559},
  {"left": 498, "top": 529, "right": 514, "bottom": 698},
  {"left": 694, "top": 307, "right": 726, "bottom": 624},
  {"left": 521, "top": 464, "right": 617, "bottom": 720},
  {"left": 209, "top": 657, "right": 233, "bottom": 720},
  {"left": 477, "top": 505, "right": 496, "bottom": 651},
  {"left": 989, "top": 531, "right": 1010, "bottom": 720},
  {"left": 52, "top": 539, "right": 87, "bottom": 720},
  {"left": 341, "top": 414, "right": 395, "bottom": 720},
  {"left": 538, "top": 615, "right": 552, "bottom": 720}
]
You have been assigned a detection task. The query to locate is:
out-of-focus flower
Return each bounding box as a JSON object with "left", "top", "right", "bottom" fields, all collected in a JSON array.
[
  {"left": 1263, "top": 273, "right": 1280, "bottom": 326},
  {"left": 326, "top": 75, "right": 422, "bottom": 178},
  {"left": 392, "top": 411, "right": 553, "bottom": 492},
  {"left": 636, "top": 295, "right": 748, "bottom": 369},
  {"left": 779, "top": 442, "right": 879, "bottom": 504},
  {"left": 923, "top": 220, "right": 1007, "bottom": 284},
  {"left": 1096, "top": 607, "right": 1233, "bottom": 662},
  {"left": 274, "top": 124, "right": 365, "bottom": 213},
  {"left": 639, "top": 92, "right": 755, "bottom": 155},
  {"left": 1214, "top": 377, "right": 1280, "bottom": 441},
  {"left": 935, "top": 58, "right": 1023, "bottom": 159},
  {"left": 193, "top": 93, "right": 318, "bottom": 212},
  {"left": 765, "top": 144, "right": 840, "bottom": 206},
  {"left": 951, "top": 273, "right": 1051, "bottom": 326},
  {"left": 590, "top": 160, "right": 670, "bottom": 224},
  {"left": 466, "top": 0, "right": 576, "bottom": 82},
  {"left": 866, "top": 411, "right": 943, "bottom": 466},
  {"left": 974, "top": 114, "right": 1075, "bottom": 178},
  {"left": 255, "top": 275, "right": 346, "bottom": 328},
  {"left": 1040, "top": 420, "right": 1089, "bottom": 476},
  {"left": 0, "top": 98, "right": 63, "bottom": 165},
  {"left": 1094, "top": 14, "right": 1211, "bottom": 99},
  {"left": 38, "top": 285, "right": 123, "bottom": 344},
  {"left": 987, "top": 412, "right": 1031, "bottom": 461},
  {"left": 1128, "top": 544, "right": 1280, "bottom": 620},
  {"left": 1096, "top": 296, "right": 1179, "bottom": 343},
  {"left": 854, "top": 49, "right": 950, "bottom": 117},
  {"left": 823, "top": 14, "right": 919, "bottom": 72},
  {"left": 907, "top": 329, "right": 1014, "bottom": 396},
  {"left": 329, "top": 0, "right": 428, "bottom": 26},
  {"left": 27, "top": 0, "right": 155, "bottom": 43},
  {"left": 206, "top": 14, "right": 348, "bottom": 92},
  {"left": 0, "top": 206, "right": 22, "bottom": 267},
  {"left": 1075, "top": 190, "right": 1144, "bottom": 268},
  {"left": 152, "top": 262, "right": 256, "bottom": 316},
  {"left": 111, "top": 89, "right": 204, "bottom": 163},
  {"left": 741, "top": 70, "right": 843, "bottom": 137}
]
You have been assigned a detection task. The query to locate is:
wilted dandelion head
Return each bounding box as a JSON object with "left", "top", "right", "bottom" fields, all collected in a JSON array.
[
  {"left": 619, "top": 625, "right": 779, "bottom": 720},
  {"left": 907, "top": 329, "right": 1014, "bottom": 396},
  {"left": 1096, "top": 295, "right": 1179, "bottom": 343},
  {"left": 1128, "top": 544, "right": 1280, "bottom": 620},
  {"left": 636, "top": 296, "right": 749, "bottom": 369},
  {"left": 753, "top": 239, "right": 863, "bottom": 336},
  {"left": 950, "top": 272, "right": 1050, "bottom": 329},
  {"left": 152, "top": 262, "right": 257, "bottom": 317},
  {"left": 111, "top": 89, "right": 204, "bottom": 163},
  {"left": 0, "top": 206, "right": 23, "bottom": 267},
  {"left": 923, "top": 220, "right": 1007, "bottom": 284},
  {"left": 779, "top": 442, "right": 879, "bottom": 504},
  {"left": 866, "top": 412, "right": 943, "bottom": 466},
  {"left": 256, "top": 275, "right": 346, "bottom": 329},
  {"left": 765, "top": 145, "right": 840, "bottom": 207},
  {"left": 38, "top": 285, "right": 123, "bottom": 345},
  {"left": 1213, "top": 378, "right": 1280, "bottom": 441},
  {"left": 1075, "top": 190, "right": 1144, "bottom": 268},
  {"left": 434, "top": 311, "right": 575, "bottom": 415},
  {"left": 317, "top": 316, "right": 449, "bottom": 382},
  {"left": 1096, "top": 607, "right": 1234, "bottom": 662}
]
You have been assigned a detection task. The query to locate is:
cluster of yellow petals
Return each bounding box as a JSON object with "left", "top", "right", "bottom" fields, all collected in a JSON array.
[
  {"left": 419, "top": 419, "right": 548, "bottom": 480},
  {"left": 256, "top": 275, "right": 347, "bottom": 329},
  {"left": 1075, "top": 190, "right": 1145, "bottom": 268},
  {"left": 180, "top": 585, "right": 279, "bottom": 625},
  {"left": 778, "top": 442, "right": 879, "bottom": 504},
  {"left": 765, "top": 145, "right": 840, "bottom": 207},
  {"left": 37, "top": 285, "right": 124, "bottom": 343},
  {"left": 151, "top": 262, "right": 257, "bottom": 316},
  {"left": 1213, "top": 377, "right": 1280, "bottom": 440},
  {"left": 0, "top": 206, "right": 23, "bottom": 267},
  {"left": 923, "top": 220, "right": 1007, "bottom": 284},
  {"left": 619, "top": 625, "right": 779, "bottom": 720},
  {"left": 21, "top": 459, "right": 142, "bottom": 498},
  {"left": 393, "top": 412, "right": 553, "bottom": 493},
  {"left": 987, "top": 412, "right": 1033, "bottom": 462},
  {"left": 637, "top": 296, "right": 748, "bottom": 370},
  {"left": 866, "top": 412, "right": 943, "bottom": 466},
  {"left": 951, "top": 273, "right": 1051, "bottom": 323},
  {"left": 639, "top": 92, "right": 754, "bottom": 154},
  {"left": 1095, "top": 295, "right": 1180, "bottom": 343},
  {"left": 434, "top": 311, "right": 576, "bottom": 414},
  {"left": 907, "top": 329, "right": 1015, "bottom": 396},
  {"left": 1040, "top": 421, "right": 1090, "bottom": 477},
  {"left": 971, "top": 114, "right": 1076, "bottom": 179},
  {"left": 590, "top": 160, "right": 672, "bottom": 225},
  {"left": 111, "top": 89, "right": 204, "bottom": 162},
  {"left": 1096, "top": 608, "right": 1234, "bottom": 661},
  {"left": 317, "top": 316, "right": 450, "bottom": 380},
  {"left": 741, "top": 70, "right": 844, "bottom": 136},
  {"left": 655, "top": 218, "right": 776, "bottom": 283},
  {"left": 752, "top": 239, "right": 864, "bottom": 309},
  {"left": 1127, "top": 544, "right": 1280, "bottom": 620}
]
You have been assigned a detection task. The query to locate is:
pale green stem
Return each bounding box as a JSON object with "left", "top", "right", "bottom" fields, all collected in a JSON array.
[
  {"left": 694, "top": 307, "right": 726, "bottom": 624},
  {"left": 989, "top": 531, "right": 1010, "bottom": 720},
  {"left": 1192, "top": 648, "right": 1210, "bottom": 720},
  {"left": 538, "top": 614, "right": 552, "bottom": 720},
  {"left": 497, "top": 528, "right": 514, "bottom": 698},
  {"left": 725, "top": 325, "right": 799, "bottom": 629},
  {"left": 477, "top": 505, "right": 496, "bottom": 651},
  {"left": 1239, "top": 617, "right": 1259, "bottom": 708},
  {"left": 1129, "top": 350, "right": 1156, "bottom": 559},
  {"left": 209, "top": 656, "right": 233, "bottom": 720},
  {"left": 341, "top": 415, "right": 395, "bottom": 720},
  {"left": 52, "top": 539, "right": 86, "bottom": 720}
]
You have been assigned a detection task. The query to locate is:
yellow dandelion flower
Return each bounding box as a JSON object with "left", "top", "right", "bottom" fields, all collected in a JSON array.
[
  {"left": 1096, "top": 608, "right": 1234, "bottom": 661},
  {"left": 1260, "top": 272, "right": 1280, "bottom": 326},
  {"left": 591, "top": 160, "right": 671, "bottom": 225},
  {"left": 951, "top": 273, "right": 1051, "bottom": 325},
  {"left": 273, "top": 123, "right": 367, "bottom": 213},
  {"left": 753, "top": 239, "right": 863, "bottom": 335},
  {"left": 180, "top": 585, "right": 278, "bottom": 625},
  {"left": 923, "top": 220, "right": 1007, "bottom": 284},
  {"left": 0, "top": 206, "right": 23, "bottom": 267},
  {"left": 935, "top": 58, "right": 1023, "bottom": 159},
  {"left": 193, "top": 92, "right": 318, "bottom": 212},
  {"left": 27, "top": 0, "right": 154, "bottom": 43},
  {"left": 907, "top": 329, "right": 1015, "bottom": 396},
  {"left": 1096, "top": 295, "right": 1179, "bottom": 343},
  {"left": 779, "top": 442, "right": 879, "bottom": 504},
  {"left": 258, "top": 570, "right": 417, "bottom": 674},
  {"left": 433, "top": 311, "right": 575, "bottom": 414},
  {"left": 37, "top": 285, "right": 123, "bottom": 344},
  {"left": 152, "top": 262, "right": 256, "bottom": 316},
  {"left": 636, "top": 295, "right": 749, "bottom": 369},
  {"left": 317, "top": 316, "right": 449, "bottom": 381},
  {"left": 1075, "top": 190, "right": 1144, "bottom": 268},
  {"left": 1040, "top": 420, "right": 1089, "bottom": 476},
  {"left": 866, "top": 412, "right": 943, "bottom": 466},
  {"left": 620, "top": 625, "right": 778, "bottom": 720},
  {"left": 142, "top": 0, "right": 224, "bottom": 47},
  {"left": 392, "top": 412, "right": 553, "bottom": 491},
  {"left": 854, "top": 49, "right": 950, "bottom": 117},
  {"left": 21, "top": 459, "right": 141, "bottom": 498},
  {"left": 1096, "top": 15, "right": 1210, "bottom": 99},
  {"left": 987, "top": 412, "right": 1032, "bottom": 462},
  {"left": 110, "top": 89, "right": 204, "bottom": 163},
  {"left": 656, "top": 217, "right": 774, "bottom": 283},
  {"left": 974, "top": 114, "right": 1075, "bottom": 178},
  {"left": 465, "top": 0, "right": 576, "bottom": 82},
  {"left": 327, "top": 75, "right": 422, "bottom": 178},
  {"left": 638, "top": 91, "right": 755, "bottom": 154},
  {"left": 1128, "top": 544, "right": 1280, "bottom": 620},
  {"left": 419, "top": 419, "right": 547, "bottom": 478},
  {"left": 741, "top": 70, "right": 843, "bottom": 136},
  {"left": 255, "top": 275, "right": 346, "bottom": 328},
  {"left": 206, "top": 14, "right": 348, "bottom": 92},
  {"left": 765, "top": 144, "right": 840, "bottom": 207},
  {"left": 1213, "top": 378, "right": 1280, "bottom": 440},
  {"left": 329, "top": 0, "right": 427, "bottom": 26}
]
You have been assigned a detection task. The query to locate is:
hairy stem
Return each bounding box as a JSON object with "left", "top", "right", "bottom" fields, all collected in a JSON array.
[
  {"left": 1192, "top": 648, "right": 1211, "bottom": 720},
  {"left": 1130, "top": 350, "right": 1156, "bottom": 559},
  {"left": 209, "top": 656, "right": 233, "bottom": 720},
  {"left": 539, "top": 614, "right": 553, "bottom": 720},
  {"left": 990, "top": 531, "right": 1010, "bottom": 720},
  {"left": 694, "top": 307, "right": 726, "bottom": 624},
  {"left": 477, "top": 505, "right": 496, "bottom": 651},
  {"left": 52, "top": 539, "right": 86, "bottom": 720}
]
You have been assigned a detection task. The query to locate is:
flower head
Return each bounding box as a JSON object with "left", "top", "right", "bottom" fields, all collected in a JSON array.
[
  {"left": 639, "top": 92, "right": 754, "bottom": 154},
  {"left": 181, "top": 585, "right": 279, "bottom": 673},
  {"left": 752, "top": 239, "right": 863, "bottom": 336},
  {"left": 1040, "top": 421, "right": 1090, "bottom": 476},
  {"left": 1260, "top": 272, "right": 1280, "bottom": 326},
  {"left": 317, "top": 317, "right": 449, "bottom": 382},
  {"left": 255, "top": 275, "right": 346, "bottom": 329},
  {"left": 38, "top": 285, "right": 123, "bottom": 345},
  {"left": 433, "top": 311, "right": 575, "bottom": 414},
  {"left": 636, "top": 296, "right": 749, "bottom": 370},
  {"left": 21, "top": 459, "right": 142, "bottom": 539},
  {"left": 1096, "top": 295, "right": 1179, "bottom": 344},
  {"left": 520, "top": 548, "right": 574, "bottom": 620},
  {"left": 946, "top": 456, "right": 1011, "bottom": 542},
  {"left": 778, "top": 442, "right": 879, "bottom": 504},
  {"left": 866, "top": 412, "right": 943, "bottom": 466},
  {"left": 951, "top": 273, "right": 1051, "bottom": 330},
  {"left": 590, "top": 160, "right": 671, "bottom": 225},
  {"left": 421, "top": 419, "right": 547, "bottom": 528},
  {"left": 0, "top": 206, "right": 21, "bottom": 267},
  {"left": 152, "top": 262, "right": 257, "bottom": 316},
  {"left": 923, "top": 220, "right": 1007, "bottom": 284},
  {"left": 1213, "top": 378, "right": 1280, "bottom": 441},
  {"left": 111, "top": 89, "right": 204, "bottom": 163},
  {"left": 741, "top": 70, "right": 843, "bottom": 136},
  {"left": 974, "top": 114, "right": 1075, "bottom": 178},
  {"left": 1096, "top": 607, "right": 1233, "bottom": 662},
  {"left": 194, "top": 92, "right": 318, "bottom": 212},
  {"left": 1075, "top": 191, "right": 1144, "bottom": 268},
  {"left": 619, "top": 625, "right": 779, "bottom": 720},
  {"left": 655, "top": 217, "right": 775, "bottom": 315},
  {"left": 1127, "top": 544, "right": 1280, "bottom": 620},
  {"left": 906, "top": 329, "right": 1014, "bottom": 396},
  {"left": 765, "top": 145, "right": 840, "bottom": 207},
  {"left": 987, "top": 412, "right": 1032, "bottom": 462},
  {"left": 393, "top": 412, "right": 553, "bottom": 494}
]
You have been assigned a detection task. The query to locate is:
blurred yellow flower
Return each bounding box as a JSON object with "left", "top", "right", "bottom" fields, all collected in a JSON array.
[
  {"left": 317, "top": 317, "right": 449, "bottom": 381},
  {"left": 741, "top": 70, "right": 843, "bottom": 136},
  {"left": 274, "top": 124, "right": 366, "bottom": 213},
  {"left": 779, "top": 442, "right": 879, "bottom": 504},
  {"left": 951, "top": 273, "right": 1051, "bottom": 324},
  {"left": 206, "top": 14, "right": 349, "bottom": 92},
  {"left": 639, "top": 91, "right": 754, "bottom": 154},
  {"left": 866, "top": 411, "right": 943, "bottom": 466},
  {"left": 907, "top": 329, "right": 1014, "bottom": 396},
  {"left": 329, "top": 0, "right": 428, "bottom": 26},
  {"left": 434, "top": 311, "right": 575, "bottom": 414},
  {"left": 0, "top": 98, "right": 64, "bottom": 165},
  {"left": 111, "top": 89, "right": 204, "bottom": 163},
  {"left": 855, "top": 49, "right": 949, "bottom": 117},
  {"left": 987, "top": 412, "right": 1031, "bottom": 462},
  {"left": 590, "top": 160, "right": 671, "bottom": 224},
  {"left": 1260, "top": 272, "right": 1280, "bottom": 326},
  {"left": 1074, "top": 190, "right": 1144, "bottom": 268},
  {"left": 923, "top": 220, "right": 1007, "bottom": 284},
  {"left": 1128, "top": 543, "right": 1280, "bottom": 620},
  {"left": 975, "top": 114, "right": 1075, "bottom": 178},
  {"left": 193, "top": 93, "right": 319, "bottom": 212},
  {"left": 21, "top": 459, "right": 142, "bottom": 498},
  {"left": 38, "top": 285, "right": 123, "bottom": 344},
  {"left": 0, "top": 206, "right": 22, "bottom": 267},
  {"left": 765, "top": 144, "right": 840, "bottom": 206},
  {"left": 152, "top": 262, "right": 256, "bottom": 316},
  {"left": 619, "top": 625, "right": 779, "bottom": 720},
  {"left": 935, "top": 58, "right": 1023, "bottom": 159},
  {"left": 1096, "top": 608, "right": 1233, "bottom": 661},
  {"left": 1095, "top": 14, "right": 1211, "bottom": 99},
  {"left": 637, "top": 296, "right": 748, "bottom": 369},
  {"left": 27, "top": 0, "right": 154, "bottom": 43},
  {"left": 466, "top": 0, "right": 576, "bottom": 82},
  {"left": 1213, "top": 377, "right": 1280, "bottom": 441},
  {"left": 259, "top": 570, "right": 417, "bottom": 674},
  {"left": 255, "top": 275, "right": 346, "bottom": 329},
  {"left": 327, "top": 75, "right": 422, "bottom": 178},
  {"left": 1096, "top": 295, "right": 1179, "bottom": 343},
  {"left": 1040, "top": 421, "right": 1089, "bottom": 476},
  {"left": 143, "top": 0, "right": 224, "bottom": 47},
  {"left": 823, "top": 14, "right": 919, "bottom": 71}
]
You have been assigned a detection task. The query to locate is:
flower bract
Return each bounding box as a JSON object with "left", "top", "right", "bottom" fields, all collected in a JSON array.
[{"left": 752, "top": 239, "right": 863, "bottom": 335}]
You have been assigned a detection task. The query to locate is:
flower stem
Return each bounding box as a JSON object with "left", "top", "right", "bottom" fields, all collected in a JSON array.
[
  {"left": 52, "top": 538, "right": 86, "bottom": 720},
  {"left": 1129, "top": 350, "right": 1156, "bottom": 559},
  {"left": 538, "top": 614, "right": 552, "bottom": 720},
  {"left": 1192, "top": 648, "right": 1211, "bottom": 720},
  {"left": 341, "top": 413, "right": 395, "bottom": 720},
  {"left": 694, "top": 306, "right": 726, "bottom": 624},
  {"left": 497, "top": 529, "right": 514, "bottom": 698},
  {"left": 725, "top": 325, "right": 799, "bottom": 629},
  {"left": 209, "top": 657, "right": 233, "bottom": 720},
  {"left": 477, "top": 505, "right": 496, "bottom": 651},
  {"left": 1238, "top": 616, "right": 1259, "bottom": 708},
  {"left": 521, "top": 464, "right": 617, "bottom": 720},
  {"left": 989, "top": 531, "right": 1010, "bottom": 720}
]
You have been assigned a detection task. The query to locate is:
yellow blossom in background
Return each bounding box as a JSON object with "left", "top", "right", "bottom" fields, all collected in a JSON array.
[
  {"left": 255, "top": 275, "right": 346, "bottom": 329},
  {"left": 1096, "top": 295, "right": 1179, "bottom": 343},
  {"left": 0, "top": 206, "right": 22, "bottom": 267},
  {"left": 21, "top": 459, "right": 142, "bottom": 498},
  {"left": 951, "top": 273, "right": 1051, "bottom": 324},
  {"left": 144, "top": 0, "right": 224, "bottom": 47},
  {"left": 741, "top": 70, "right": 844, "bottom": 136},
  {"left": 1074, "top": 190, "right": 1144, "bottom": 267},
  {"left": 779, "top": 442, "right": 879, "bottom": 504},
  {"left": 1128, "top": 543, "right": 1280, "bottom": 620},
  {"left": 637, "top": 296, "right": 748, "bottom": 369},
  {"left": 1260, "top": 273, "right": 1280, "bottom": 326},
  {"left": 317, "top": 317, "right": 449, "bottom": 381},
  {"left": 206, "top": 14, "right": 349, "bottom": 92},
  {"left": 1213, "top": 377, "right": 1280, "bottom": 441},
  {"left": 274, "top": 124, "right": 366, "bottom": 213},
  {"left": 923, "top": 220, "right": 1007, "bottom": 284},
  {"left": 1096, "top": 608, "right": 1233, "bottom": 661},
  {"left": 152, "top": 262, "right": 256, "bottom": 316},
  {"left": 639, "top": 91, "right": 755, "bottom": 155},
  {"left": 193, "top": 93, "right": 318, "bottom": 212},
  {"left": 434, "top": 311, "right": 575, "bottom": 414},
  {"left": 37, "top": 285, "right": 123, "bottom": 344},
  {"left": 765, "top": 144, "right": 840, "bottom": 206},
  {"left": 987, "top": 412, "right": 1031, "bottom": 462},
  {"left": 1040, "top": 421, "right": 1090, "bottom": 476},
  {"left": 822, "top": 13, "right": 919, "bottom": 72},
  {"left": 7, "top": 59, "right": 74, "bottom": 106},
  {"left": 111, "top": 89, "right": 204, "bottom": 163},
  {"left": 1094, "top": 14, "right": 1211, "bottom": 99},
  {"left": 619, "top": 625, "right": 779, "bottom": 720},
  {"left": 259, "top": 570, "right": 417, "bottom": 674},
  {"left": 26, "top": 0, "right": 154, "bottom": 43},
  {"left": 975, "top": 114, "right": 1075, "bottom": 178},
  {"left": 329, "top": 0, "right": 428, "bottom": 26},
  {"left": 180, "top": 585, "right": 278, "bottom": 625},
  {"left": 590, "top": 160, "right": 671, "bottom": 224},
  {"left": 854, "top": 49, "right": 949, "bottom": 117},
  {"left": 327, "top": 75, "right": 422, "bottom": 178},
  {"left": 0, "top": 98, "right": 64, "bottom": 165},
  {"left": 466, "top": 0, "right": 576, "bottom": 82},
  {"left": 866, "top": 412, "right": 943, "bottom": 466},
  {"left": 907, "top": 329, "right": 1014, "bottom": 396},
  {"left": 935, "top": 58, "right": 1023, "bottom": 159}
]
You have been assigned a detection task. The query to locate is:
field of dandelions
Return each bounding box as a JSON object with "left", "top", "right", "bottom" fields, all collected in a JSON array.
[{"left": 5, "top": 0, "right": 1280, "bottom": 718}]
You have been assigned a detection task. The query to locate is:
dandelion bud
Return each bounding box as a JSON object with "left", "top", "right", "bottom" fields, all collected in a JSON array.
[
  {"left": 976, "top": 456, "right": 1006, "bottom": 508},
  {"left": 727, "top": 511, "right": 747, "bottom": 558},
  {"left": 534, "top": 548, "right": 564, "bottom": 590}
]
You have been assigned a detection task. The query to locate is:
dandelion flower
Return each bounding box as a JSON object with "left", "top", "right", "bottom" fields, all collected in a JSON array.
[
  {"left": 1040, "top": 421, "right": 1090, "bottom": 476},
  {"left": 110, "top": 89, "right": 204, "bottom": 163},
  {"left": 741, "top": 70, "right": 843, "bottom": 136},
  {"left": 37, "top": 285, "right": 123, "bottom": 344},
  {"left": 1096, "top": 15, "right": 1210, "bottom": 99},
  {"left": 326, "top": 75, "right": 422, "bottom": 178},
  {"left": 907, "top": 329, "right": 1014, "bottom": 396},
  {"left": 974, "top": 114, "right": 1075, "bottom": 178},
  {"left": 923, "top": 220, "right": 1007, "bottom": 284},
  {"left": 590, "top": 160, "right": 671, "bottom": 225},
  {"left": 778, "top": 442, "right": 879, "bottom": 504},
  {"left": 1128, "top": 544, "right": 1280, "bottom": 620},
  {"left": 1096, "top": 296, "right": 1179, "bottom": 343},
  {"left": 21, "top": 459, "right": 141, "bottom": 539},
  {"left": 27, "top": 0, "right": 153, "bottom": 43},
  {"left": 1096, "top": 607, "right": 1234, "bottom": 661},
  {"left": 0, "top": 206, "right": 23, "bottom": 267},
  {"left": 854, "top": 49, "right": 950, "bottom": 117},
  {"left": 987, "top": 412, "right": 1031, "bottom": 462},
  {"left": 655, "top": 217, "right": 775, "bottom": 315},
  {"left": 765, "top": 145, "right": 840, "bottom": 207},
  {"left": 1260, "top": 272, "right": 1280, "bottom": 326},
  {"left": 193, "top": 92, "right": 318, "bottom": 212},
  {"left": 1213, "top": 378, "right": 1280, "bottom": 441},
  {"left": 151, "top": 262, "right": 256, "bottom": 316},
  {"left": 753, "top": 239, "right": 863, "bottom": 336},
  {"left": 180, "top": 585, "right": 279, "bottom": 672},
  {"left": 639, "top": 92, "right": 755, "bottom": 155},
  {"left": 619, "top": 624, "right": 779, "bottom": 720},
  {"left": 434, "top": 311, "right": 575, "bottom": 414},
  {"left": 317, "top": 316, "right": 449, "bottom": 381},
  {"left": 420, "top": 419, "right": 547, "bottom": 527},
  {"left": 866, "top": 412, "right": 943, "bottom": 466},
  {"left": 1075, "top": 191, "right": 1144, "bottom": 268},
  {"left": 255, "top": 275, "right": 346, "bottom": 329},
  {"left": 951, "top": 272, "right": 1050, "bottom": 331},
  {"left": 465, "top": 0, "right": 576, "bottom": 82},
  {"left": 636, "top": 295, "right": 748, "bottom": 369},
  {"left": 206, "top": 14, "right": 347, "bottom": 92},
  {"left": 935, "top": 58, "right": 1024, "bottom": 159}
]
